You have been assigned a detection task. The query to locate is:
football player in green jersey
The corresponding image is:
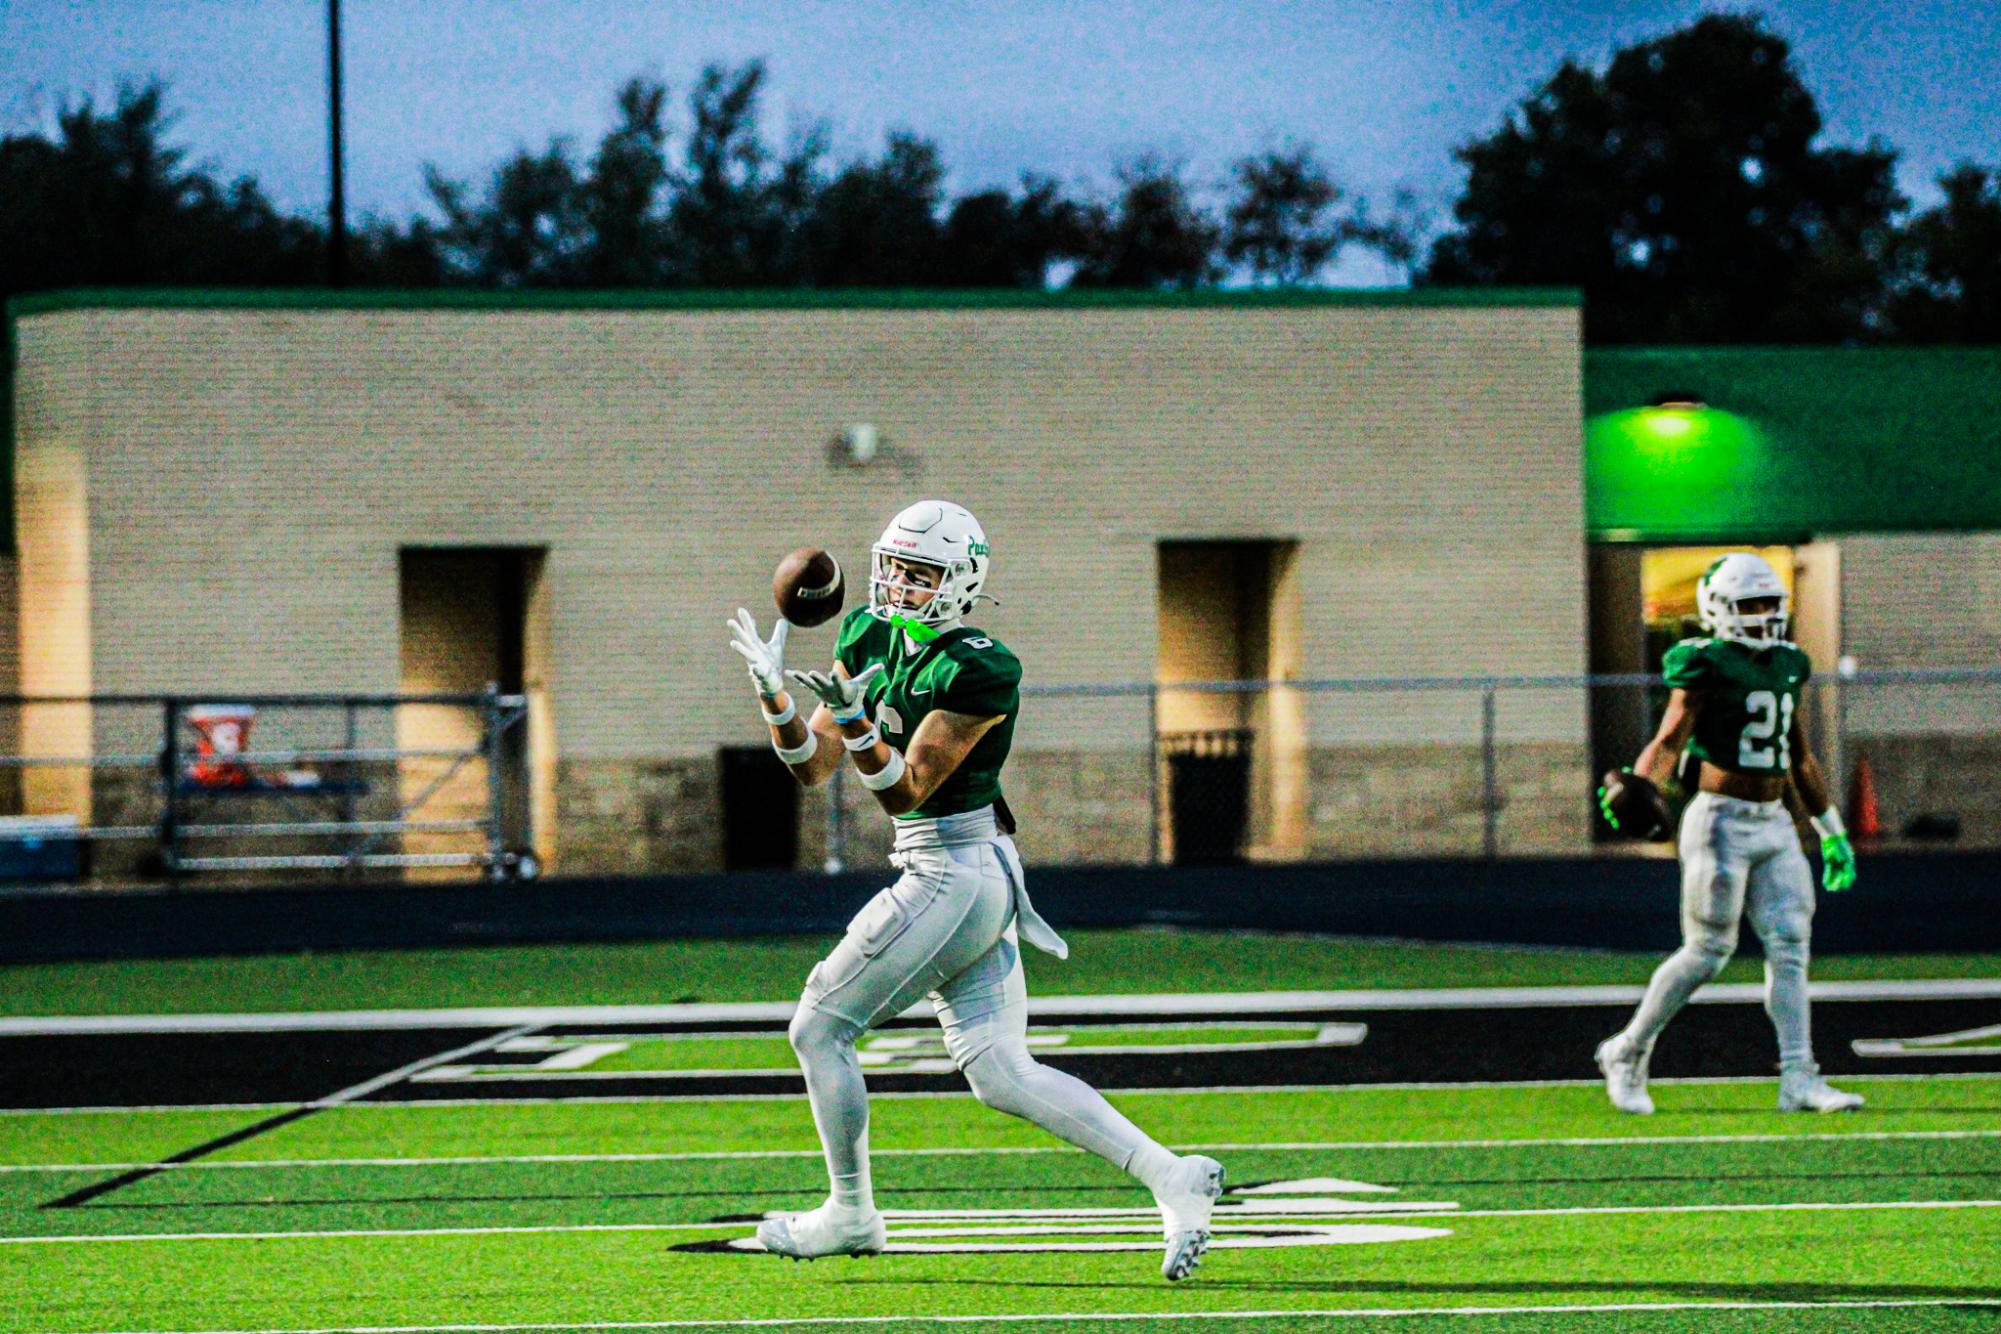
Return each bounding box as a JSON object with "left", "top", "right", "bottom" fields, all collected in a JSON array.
[
  {"left": 727, "top": 500, "right": 1225, "bottom": 1280},
  {"left": 1595, "top": 553, "right": 1862, "bottom": 1116}
]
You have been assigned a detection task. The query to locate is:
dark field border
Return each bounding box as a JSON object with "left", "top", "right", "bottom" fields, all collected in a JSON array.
[
  {"left": 6, "top": 996, "right": 1997, "bottom": 1111},
  {"left": 6, "top": 851, "right": 1999, "bottom": 964}
]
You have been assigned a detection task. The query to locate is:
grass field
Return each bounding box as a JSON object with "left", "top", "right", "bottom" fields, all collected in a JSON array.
[
  {"left": 6, "top": 1080, "right": 1999, "bottom": 1331},
  {"left": 8, "top": 931, "right": 2001, "bottom": 1014},
  {"left": 4, "top": 931, "right": 1999, "bottom": 1331}
]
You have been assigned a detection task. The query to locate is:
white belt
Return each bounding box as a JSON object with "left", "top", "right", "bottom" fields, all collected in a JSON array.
[
  {"left": 1692, "top": 790, "right": 1787, "bottom": 815},
  {"left": 887, "top": 806, "right": 1068, "bottom": 960},
  {"left": 892, "top": 804, "right": 999, "bottom": 850}
]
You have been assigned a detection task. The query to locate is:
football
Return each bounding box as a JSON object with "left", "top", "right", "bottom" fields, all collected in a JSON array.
[
  {"left": 1600, "top": 769, "right": 1676, "bottom": 842},
  {"left": 773, "top": 547, "right": 845, "bottom": 627}
]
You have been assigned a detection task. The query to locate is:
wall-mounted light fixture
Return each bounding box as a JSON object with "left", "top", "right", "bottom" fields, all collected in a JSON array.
[
  {"left": 1646, "top": 389, "right": 1706, "bottom": 410},
  {"left": 838, "top": 422, "right": 880, "bottom": 465}
]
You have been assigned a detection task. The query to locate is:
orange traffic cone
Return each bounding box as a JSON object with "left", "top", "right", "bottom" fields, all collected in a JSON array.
[{"left": 1847, "top": 754, "right": 1883, "bottom": 842}]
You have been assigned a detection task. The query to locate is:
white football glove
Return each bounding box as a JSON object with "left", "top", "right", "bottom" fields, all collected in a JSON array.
[
  {"left": 727, "top": 609, "right": 789, "bottom": 697},
  {"left": 787, "top": 663, "right": 885, "bottom": 724}
]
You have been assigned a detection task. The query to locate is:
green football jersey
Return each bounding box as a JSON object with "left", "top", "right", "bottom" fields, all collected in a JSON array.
[
  {"left": 1661, "top": 636, "right": 1812, "bottom": 776},
  {"left": 833, "top": 608, "right": 1021, "bottom": 819}
]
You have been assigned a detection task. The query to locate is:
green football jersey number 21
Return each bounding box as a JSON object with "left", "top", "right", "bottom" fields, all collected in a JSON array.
[
  {"left": 1662, "top": 637, "right": 1810, "bottom": 779},
  {"left": 1738, "top": 690, "right": 1794, "bottom": 771}
]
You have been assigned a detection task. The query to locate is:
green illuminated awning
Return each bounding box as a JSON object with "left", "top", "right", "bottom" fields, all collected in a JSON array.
[{"left": 1586, "top": 347, "right": 2001, "bottom": 542}]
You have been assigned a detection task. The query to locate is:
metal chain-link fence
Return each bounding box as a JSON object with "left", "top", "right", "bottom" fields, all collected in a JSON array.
[
  {"left": 5, "top": 669, "right": 1990, "bottom": 882},
  {"left": 818, "top": 668, "right": 2001, "bottom": 869}
]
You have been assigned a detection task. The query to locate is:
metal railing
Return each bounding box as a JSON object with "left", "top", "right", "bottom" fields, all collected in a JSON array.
[
  {"left": 4, "top": 667, "right": 1989, "bottom": 882},
  {"left": 817, "top": 667, "right": 2001, "bottom": 869},
  {"left": 0, "top": 687, "right": 533, "bottom": 885}
]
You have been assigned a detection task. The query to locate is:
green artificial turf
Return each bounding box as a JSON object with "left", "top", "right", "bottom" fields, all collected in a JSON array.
[
  {"left": 12, "top": 1075, "right": 1997, "bottom": 1173},
  {"left": 3, "top": 1077, "right": 1998, "bottom": 1331},
  {"left": 6, "top": 924, "right": 1999, "bottom": 1329},
  {"left": 7, "top": 931, "right": 2000, "bottom": 1015}
]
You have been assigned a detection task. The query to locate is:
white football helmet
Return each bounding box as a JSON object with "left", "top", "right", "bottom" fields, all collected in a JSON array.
[
  {"left": 1697, "top": 553, "right": 1790, "bottom": 647},
  {"left": 868, "top": 500, "right": 990, "bottom": 629}
]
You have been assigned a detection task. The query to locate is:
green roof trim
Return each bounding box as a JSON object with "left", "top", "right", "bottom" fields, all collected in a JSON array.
[
  {"left": 6, "top": 285, "right": 1579, "bottom": 317},
  {"left": 1586, "top": 346, "right": 2001, "bottom": 541}
]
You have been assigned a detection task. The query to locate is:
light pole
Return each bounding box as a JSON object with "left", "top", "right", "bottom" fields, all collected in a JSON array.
[{"left": 327, "top": 0, "right": 348, "bottom": 287}]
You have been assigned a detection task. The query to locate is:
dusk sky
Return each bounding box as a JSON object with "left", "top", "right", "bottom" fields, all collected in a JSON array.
[{"left": 3, "top": 1, "right": 1995, "bottom": 283}]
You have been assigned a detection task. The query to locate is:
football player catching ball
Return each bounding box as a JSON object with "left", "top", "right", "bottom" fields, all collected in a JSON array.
[
  {"left": 727, "top": 499, "right": 1226, "bottom": 1280},
  {"left": 1595, "top": 553, "right": 1862, "bottom": 1115}
]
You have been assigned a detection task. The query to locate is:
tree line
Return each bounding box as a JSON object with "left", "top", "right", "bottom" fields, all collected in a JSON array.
[{"left": 1, "top": 14, "right": 1993, "bottom": 343}]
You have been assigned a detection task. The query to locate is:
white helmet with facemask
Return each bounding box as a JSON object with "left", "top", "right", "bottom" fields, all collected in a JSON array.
[
  {"left": 1697, "top": 553, "right": 1791, "bottom": 647},
  {"left": 868, "top": 500, "right": 990, "bottom": 631}
]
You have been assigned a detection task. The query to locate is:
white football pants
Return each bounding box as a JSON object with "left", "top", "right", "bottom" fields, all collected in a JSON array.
[
  {"left": 1617, "top": 790, "right": 1818, "bottom": 1071},
  {"left": 786, "top": 806, "right": 1179, "bottom": 1210}
]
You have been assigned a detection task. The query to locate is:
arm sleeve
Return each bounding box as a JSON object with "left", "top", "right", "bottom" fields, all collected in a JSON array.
[
  {"left": 1661, "top": 642, "right": 1713, "bottom": 691},
  {"left": 939, "top": 650, "right": 1021, "bottom": 718}
]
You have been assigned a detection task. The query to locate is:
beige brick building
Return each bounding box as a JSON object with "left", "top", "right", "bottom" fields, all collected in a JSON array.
[{"left": 6, "top": 290, "right": 1589, "bottom": 875}]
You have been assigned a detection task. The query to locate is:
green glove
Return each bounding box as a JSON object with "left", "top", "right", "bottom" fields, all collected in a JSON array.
[
  {"left": 1596, "top": 769, "right": 1628, "bottom": 832},
  {"left": 1821, "top": 832, "right": 1857, "bottom": 893}
]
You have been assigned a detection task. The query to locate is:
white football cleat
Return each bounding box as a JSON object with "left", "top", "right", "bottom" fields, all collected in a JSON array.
[
  {"left": 1779, "top": 1067, "right": 1865, "bottom": 1113},
  {"left": 1595, "top": 1036, "right": 1655, "bottom": 1116},
  {"left": 1154, "top": 1154, "right": 1226, "bottom": 1281},
  {"left": 755, "top": 1201, "right": 887, "bottom": 1260}
]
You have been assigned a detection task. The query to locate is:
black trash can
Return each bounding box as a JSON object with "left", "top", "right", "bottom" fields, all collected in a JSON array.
[{"left": 1162, "top": 728, "right": 1255, "bottom": 866}]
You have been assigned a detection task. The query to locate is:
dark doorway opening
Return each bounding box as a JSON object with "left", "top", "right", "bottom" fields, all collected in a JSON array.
[{"left": 720, "top": 747, "right": 800, "bottom": 870}]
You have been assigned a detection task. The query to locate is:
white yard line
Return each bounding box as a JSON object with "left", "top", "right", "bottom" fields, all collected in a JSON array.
[
  {"left": 7, "top": 1197, "right": 2000, "bottom": 1245},
  {"left": 6, "top": 977, "right": 1998, "bottom": 1035},
  {"left": 6, "top": 1125, "right": 2000, "bottom": 1174},
  {"left": 1192, "top": 1126, "right": 2001, "bottom": 1152},
  {"left": 52, "top": 1298, "right": 2001, "bottom": 1331},
  {"left": 0, "top": 1221, "right": 734, "bottom": 1244},
  {"left": 1394, "top": 1198, "right": 2001, "bottom": 1221}
]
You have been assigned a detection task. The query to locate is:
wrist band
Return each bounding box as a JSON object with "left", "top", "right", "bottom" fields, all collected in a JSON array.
[
  {"left": 1810, "top": 807, "right": 1847, "bottom": 839},
  {"left": 842, "top": 728, "right": 880, "bottom": 753},
  {"left": 760, "top": 697, "right": 796, "bottom": 727},
  {"left": 857, "top": 746, "right": 906, "bottom": 791},
  {"left": 773, "top": 731, "right": 819, "bottom": 765}
]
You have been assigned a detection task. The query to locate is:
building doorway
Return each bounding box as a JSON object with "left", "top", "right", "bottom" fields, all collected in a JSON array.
[
  {"left": 398, "top": 548, "right": 550, "bottom": 869},
  {"left": 1588, "top": 541, "right": 1838, "bottom": 830},
  {"left": 1155, "top": 540, "right": 1304, "bottom": 864},
  {"left": 719, "top": 746, "right": 801, "bottom": 869}
]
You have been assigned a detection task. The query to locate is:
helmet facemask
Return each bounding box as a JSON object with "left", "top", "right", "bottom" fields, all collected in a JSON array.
[
  {"left": 1697, "top": 555, "right": 1792, "bottom": 648},
  {"left": 1711, "top": 593, "right": 1790, "bottom": 646},
  {"left": 869, "top": 550, "right": 970, "bottom": 631}
]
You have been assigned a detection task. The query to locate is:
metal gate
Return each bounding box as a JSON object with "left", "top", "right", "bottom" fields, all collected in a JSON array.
[{"left": 0, "top": 687, "right": 534, "bottom": 885}]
